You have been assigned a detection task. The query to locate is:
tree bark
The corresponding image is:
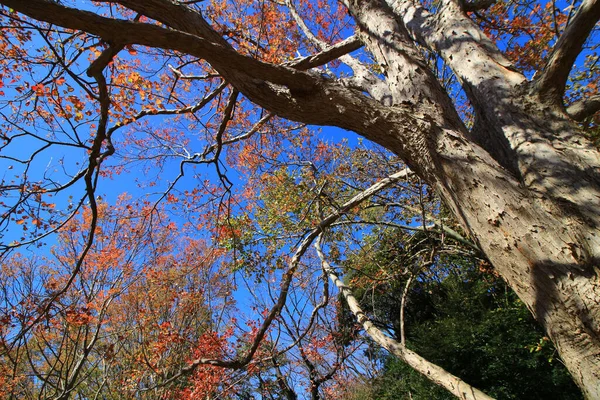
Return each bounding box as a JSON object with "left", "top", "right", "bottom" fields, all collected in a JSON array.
[
  {"left": 429, "top": 116, "right": 600, "bottom": 400},
  {"left": 347, "top": 1, "right": 600, "bottom": 397}
]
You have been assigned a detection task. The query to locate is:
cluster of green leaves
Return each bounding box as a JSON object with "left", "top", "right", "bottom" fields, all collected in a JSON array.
[{"left": 341, "top": 229, "right": 581, "bottom": 399}]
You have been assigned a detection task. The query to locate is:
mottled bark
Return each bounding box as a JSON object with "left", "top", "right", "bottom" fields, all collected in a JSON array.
[{"left": 348, "top": 2, "right": 600, "bottom": 397}]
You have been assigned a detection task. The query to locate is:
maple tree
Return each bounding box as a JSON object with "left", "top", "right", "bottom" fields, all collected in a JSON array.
[
  {"left": 0, "top": 0, "right": 599, "bottom": 398},
  {"left": 0, "top": 199, "right": 239, "bottom": 398}
]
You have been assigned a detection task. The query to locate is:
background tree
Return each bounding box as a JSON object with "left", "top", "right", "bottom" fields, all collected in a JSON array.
[
  {"left": 338, "top": 228, "right": 582, "bottom": 399},
  {"left": 0, "top": 0, "right": 599, "bottom": 398},
  {"left": 0, "top": 200, "right": 237, "bottom": 398}
]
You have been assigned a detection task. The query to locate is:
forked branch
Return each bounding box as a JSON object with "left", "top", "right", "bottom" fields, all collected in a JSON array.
[
  {"left": 567, "top": 94, "right": 600, "bottom": 121},
  {"left": 314, "top": 237, "right": 495, "bottom": 400},
  {"left": 140, "top": 170, "right": 411, "bottom": 389},
  {"left": 287, "top": 35, "right": 363, "bottom": 70},
  {"left": 534, "top": 0, "right": 600, "bottom": 104}
]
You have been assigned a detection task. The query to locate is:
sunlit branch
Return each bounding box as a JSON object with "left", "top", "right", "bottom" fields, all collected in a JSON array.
[
  {"left": 315, "top": 170, "right": 412, "bottom": 229},
  {"left": 565, "top": 0, "right": 580, "bottom": 25},
  {"left": 285, "top": 0, "right": 328, "bottom": 49},
  {"left": 136, "top": 109, "right": 272, "bottom": 238},
  {"left": 285, "top": 2, "right": 372, "bottom": 99},
  {"left": 106, "top": 81, "right": 228, "bottom": 137},
  {"left": 566, "top": 94, "right": 600, "bottom": 121},
  {"left": 399, "top": 273, "right": 413, "bottom": 346},
  {"left": 287, "top": 35, "right": 363, "bottom": 70},
  {"left": 329, "top": 181, "right": 481, "bottom": 253},
  {"left": 140, "top": 170, "right": 411, "bottom": 388},
  {"left": 284, "top": 0, "right": 387, "bottom": 100},
  {"left": 168, "top": 64, "right": 221, "bottom": 80},
  {"left": 534, "top": 0, "right": 600, "bottom": 103},
  {"left": 314, "top": 236, "right": 495, "bottom": 400}
]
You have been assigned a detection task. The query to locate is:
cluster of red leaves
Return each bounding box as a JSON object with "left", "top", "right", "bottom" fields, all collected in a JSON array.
[
  {"left": 206, "top": 0, "right": 298, "bottom": 63},
  {"left": 478, "top": 1, "right": 568, "bottom": 73},
  {"left": 174, "top": 329, "right": 234, "bottom": 399}
]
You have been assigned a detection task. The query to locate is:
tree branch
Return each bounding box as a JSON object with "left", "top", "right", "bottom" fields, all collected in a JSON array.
[
  {"left": 2, "top": 0, "right": 460, "bottom": 183},
  {"left": 384, "top": 0, "right": 524, "bottom": 99},
  {"left": 0, "top": 0, "right": 316, "bottom": 91},
  {"left": 141, "top": 170, "right": 411, "bottom": 388},
  {"left": 0, "top": 2, "right": 381, "bottom": 133},
  {"left": 567, "top": 94, "right": 600, "bottom": 121},
  {"left": 285, "top": 0, "right": 329, "bottom": 49},
  {"left": 285, "top": 0, "right": 391, "bottom": 102},
  {"left": 534, "top": 0, "right": 600, "bottom": 104},
  {"left": 314, "top": 237, "right": 495, "bottom": 400},
  {"left": 287, "top": 35, "right": 363, "bottom": 70}
]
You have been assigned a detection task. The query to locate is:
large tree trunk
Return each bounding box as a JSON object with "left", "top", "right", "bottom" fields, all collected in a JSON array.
[
  {"left": 431, "top": 107, "right": 600, "bottom": 399},
  {"left": 344, "top": 1, "right": 600, "bottom": 396},
  {"left": 351, "top": 77, "right": 600, "bottom": 398}
]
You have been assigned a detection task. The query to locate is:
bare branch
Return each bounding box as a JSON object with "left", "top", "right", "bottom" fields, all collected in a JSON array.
[
  {"left": 534, "top": 0, "right": 600, "bottom": 103},
  {"left": 287, "top": 36, "right": 363, "bottom": 70},
  {"left": 314, "top": 237, "right": 495, "bottom": 400}
]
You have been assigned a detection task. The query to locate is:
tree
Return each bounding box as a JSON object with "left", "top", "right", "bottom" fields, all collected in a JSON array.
[
  {"left": 0, "top": 0, "right": 599, "bottom": 398},
  {"left": 0, "top": 199, "right": 237, "bottom": 398},
  {"left": 339, "top": 229, "right": 581, "bottom": 399}
]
